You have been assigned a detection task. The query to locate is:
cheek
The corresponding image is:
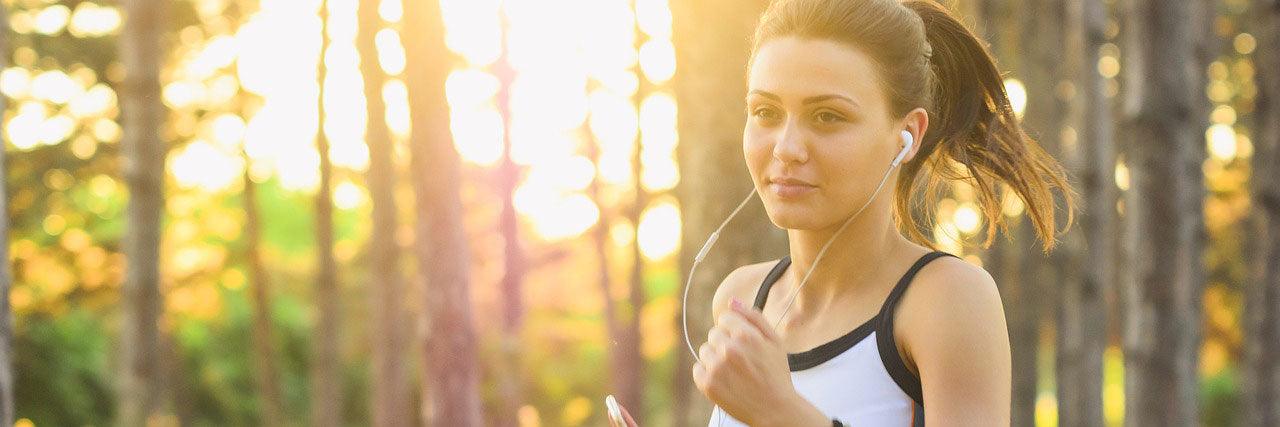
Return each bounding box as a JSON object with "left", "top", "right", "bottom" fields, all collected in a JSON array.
[
  {"left": 816, "top": 142, "right": 879, "bottom": 187},
  {"left": 742, "top": 130, "right": 772, "bottom": 168}
]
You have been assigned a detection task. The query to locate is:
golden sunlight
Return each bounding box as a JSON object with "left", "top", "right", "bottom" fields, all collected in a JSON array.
[
  {"left": 68, "top": 2, "right": 122, "bottom": 37},
  {"left": 171, "top": 140, "right": 245, "bottom": 192},
  {"left": 637, "top": 199, "right": 680, "bottom": 260},
  {"left": 439, "top": 0, "right": 502, "bottom": 67},
  {"left": 1003, "top": 78, "right": 1027, "bottom": 119},
  {"left": 1207, "top": 124, "right": 1238, "bottom": 161}
]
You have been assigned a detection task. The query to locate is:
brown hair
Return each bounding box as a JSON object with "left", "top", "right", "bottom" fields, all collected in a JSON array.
[{"left": 750, "top": 0, "right": 1075, "bottom": 251}]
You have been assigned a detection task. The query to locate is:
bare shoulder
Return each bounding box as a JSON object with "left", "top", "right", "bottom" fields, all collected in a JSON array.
[
  {"left": 905, "top": 255, "right": 1001, "bottom": 307},
  {"left": 709, "top": 259, "right": 782, "bottom": 321},
  {"left": 894, "top": 255, "right": 1008, "bottom": 374}
]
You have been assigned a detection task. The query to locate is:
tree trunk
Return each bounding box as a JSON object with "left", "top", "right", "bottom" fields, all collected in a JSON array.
[
  {"left": 618, "top": 11, "right": 653, "bottom": 424},
  {"left": 1118, "top": 0, "right": 1206, "bottom": 425},
  {"left": 620, "top": 148, "right": 647, "bottom": 426},
  {"left": 1024, "top": 1, "right": 1070, "bottom": 424},
  {"left": 357, "top": 0, "right": 412, "bottom": 425},
  {"left": 229, "top": 2, "right": 287, "bottom": 425},
  {"left": 586, "top": 118, "right": 625, "bottom": 427},
  {"left": 311, "top": 1, "right": 344, "bottom": 426},
  {"left": 244, "top": 158, "right": 286, "bottom": 426},
  {"left": 980, "top": 1, "right": 1042, "bottom": 424},
  {"left": 1055, "top": 0, "right": 1112, "bottom": 425},
  {"left": 402, "top": 0, "right": 484, "bottom": 424},
  {"left": 0, "top": 2, "right": 13, "bottom": 423},
  {"left": 670, "top": 0, "right": 785, "bottom": 425},
  {"left": 118, "top": 0, "right": 168, "bottom": 423},
  {"left": 1243, "top": 1, "right": 1280, "bottom": 425},
  {"left": 493, "top": 15, "right": 526, "bottom": 426}
]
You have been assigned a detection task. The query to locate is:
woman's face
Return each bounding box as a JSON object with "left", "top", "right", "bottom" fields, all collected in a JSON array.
[{"left": 744, "top": 36, "right": 911, "bottom": 231}]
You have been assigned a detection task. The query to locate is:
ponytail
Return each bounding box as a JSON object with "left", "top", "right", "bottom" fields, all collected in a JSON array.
[{"left": 901, "top": 0, "right": 1075, "bottom": 250}]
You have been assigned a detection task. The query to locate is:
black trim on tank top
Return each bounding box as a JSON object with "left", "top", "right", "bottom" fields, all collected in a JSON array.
[
  {"left": 751, "top": 251, "right": 956, "bottom": 376},
  {"left": 752, "top": 257, "right": 791, "bottom": 311},
  {"left": 753, "top": 256, "right": 874, "bottom": 370},
  {"left": 875, "top": 251, "right": 958, "bottom": 410}
]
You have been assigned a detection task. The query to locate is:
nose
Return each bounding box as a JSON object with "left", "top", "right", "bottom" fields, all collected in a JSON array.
[{"left": 772, "top": 119, "right": 808, "bottom": 164}]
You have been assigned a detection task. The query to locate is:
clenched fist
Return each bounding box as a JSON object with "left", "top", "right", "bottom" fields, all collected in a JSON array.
[{"left": 692, "top": 298, "right": 812, "bottom": 426}]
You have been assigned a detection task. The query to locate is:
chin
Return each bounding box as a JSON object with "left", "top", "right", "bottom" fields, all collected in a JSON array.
[{"left": 762, "top": 201, "right": 826, "bottom": 230}]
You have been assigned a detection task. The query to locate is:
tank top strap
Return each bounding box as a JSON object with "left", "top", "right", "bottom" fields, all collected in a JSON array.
[
  {"left": 874, "top": 250, "right": 958, "bottom": 407},
  {"left": 752, "top": 256, "right": 791, "bottom": 310},
  {"left": 877, "top": 251, "right": 957, "bottom": 316}
]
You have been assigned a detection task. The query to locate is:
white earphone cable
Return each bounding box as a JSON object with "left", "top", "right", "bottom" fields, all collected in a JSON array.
[
  {"left": 682, "top": 187, "right": 759, "bottom": 362},
  {"left": 682, "top": 132, "right": 912, "bottom": 426},
  {"left": 769, "top": 158, "right": 897, "bottom": 332}
]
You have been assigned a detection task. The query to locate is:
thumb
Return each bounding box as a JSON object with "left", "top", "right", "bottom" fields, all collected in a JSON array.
[{"left": 731, "top": 297, "right": 779, "bottom": 342}]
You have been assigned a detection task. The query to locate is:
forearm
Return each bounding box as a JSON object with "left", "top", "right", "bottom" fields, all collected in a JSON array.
[{"left": 753, "top": 392, "right": 831, "bottom": 427}]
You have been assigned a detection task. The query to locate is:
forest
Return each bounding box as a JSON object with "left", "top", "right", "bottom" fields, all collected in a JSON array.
[{"left": 0, "top": 0, "right": 1277, "bottom": 426}]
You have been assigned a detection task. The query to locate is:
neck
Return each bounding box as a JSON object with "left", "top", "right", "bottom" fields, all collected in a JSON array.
[{"left": 779, "top": 202, "right": 908, "bottom": 316}]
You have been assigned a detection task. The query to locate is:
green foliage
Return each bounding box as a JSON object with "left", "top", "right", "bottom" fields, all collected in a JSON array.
[
  {"left": 1201, "top": 366, "right": 1240, "bottom": 427},
  {"left": 14, "top": 308, "right": 114, "bottom": 426}
]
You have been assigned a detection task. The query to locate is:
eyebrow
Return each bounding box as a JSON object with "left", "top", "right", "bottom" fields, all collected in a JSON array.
[{"left": 747, "top": 90, "right": 861, "bottom": 109}]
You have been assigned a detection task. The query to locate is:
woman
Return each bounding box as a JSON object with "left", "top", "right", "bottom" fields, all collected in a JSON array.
[{"left": 612, "top": 0, "right": 1073, "bottom": 425}]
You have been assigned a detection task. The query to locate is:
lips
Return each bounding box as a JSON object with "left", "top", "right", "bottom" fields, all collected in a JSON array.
[
  {"left": 769, "top": 177, "right": 816, "bottom": 187},
  {"left": 768, "top": 177, "right": 817, "bottom": 198}
]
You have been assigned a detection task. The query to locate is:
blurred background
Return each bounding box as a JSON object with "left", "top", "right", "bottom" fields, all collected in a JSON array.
[{"left": 1, "top": 0, "right": 1277, "bottom": 426}]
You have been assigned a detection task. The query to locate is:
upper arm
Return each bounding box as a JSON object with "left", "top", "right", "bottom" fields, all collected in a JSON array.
[{"left": 900, "top": 259, "right": 1011, "bottom": 425}]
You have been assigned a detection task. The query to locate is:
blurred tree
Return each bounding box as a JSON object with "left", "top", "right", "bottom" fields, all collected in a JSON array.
[
  {"left": 1243, "top": 1, "right": 1280, "bottom": 425},
  {"left": 1119, "top": 0, "right": 1207, "bottom": 424},
  {"left": 226, "top": 1, "right": 288, "bottom": 425},
  {"left": 1055, "top": 0, "right": 1113, "bottom": 425},
  {"left": 618, "top": 6, "right": 653, "bottom": 423},
  {"left": 402, "top": 0, "right": 483, "bottom": 424},
  {"left": 5, "top": 0, "right": 200, "bottom": 422},
  {"left": 0, "top": 2, "right": 13, "bottom": 425},
  {"left": 1021, "top": 0, "right": 1069, "bottom": 424},
  {"left": 974, "top": 0, "right": 1045, "bottom": 424},
  {"left": 117, "top": 0, "right": 169, "bottom": 424},
  {"left": 242, "top": 154, "right": 286, "bottom": 426},
  {"left": 356, "top": 0, "right": 412, "bottom": 425},
  {"left": 310, "top": 2, "right": 344, "bottom": 426},
  {"left": 586, "top": 110, "right": 626, "bottom": 426},
  {"left": 670, "top": 0, "right": 785, "bottom": 425},
  {"left": 492, "top": 12, "right": 526, "bottom": 426}
]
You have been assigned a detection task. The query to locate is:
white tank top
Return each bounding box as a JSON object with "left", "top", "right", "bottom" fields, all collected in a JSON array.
[{"left": 709, "top": 251, "right": 955, "bottom": 427}]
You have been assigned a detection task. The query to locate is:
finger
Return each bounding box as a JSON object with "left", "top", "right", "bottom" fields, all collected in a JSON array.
[
  {"left": 706, "top": 324, "right": 729, "bottom": 349},
  {"left": 729, "top": 298, "right": 780, "bottom": 342},
  {"left": 698, "top": 342, "right": 718, "bottom": 365},
  {"left": 691, "top": 361, "right": 717, "bottom": 401},
  {"left": 620, "top": 402, "right": 638, "bottom": 427},
  {"left": 691, "top": 360, "right": 708, "bottom": 390},
  {"left": 718, "top": 310, "right": 766, "bottom": 345}
]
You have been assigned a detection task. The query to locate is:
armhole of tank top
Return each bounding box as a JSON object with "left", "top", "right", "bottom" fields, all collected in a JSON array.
[
  {"left": 752, "top": 256, "right": 790, "bottom": 310},
  {"left": 875, "top": 251, "right": 956, "bottom": 408}
]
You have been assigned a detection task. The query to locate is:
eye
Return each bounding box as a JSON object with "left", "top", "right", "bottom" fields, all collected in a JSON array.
[
  {"left": 814, "top": 110, "right": 846, "bottom": 124},
  {"left": 750, "top": 106, "right": 782, "bottom": 122}
]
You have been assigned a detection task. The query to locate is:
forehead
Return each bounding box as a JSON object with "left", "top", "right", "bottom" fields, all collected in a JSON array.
[{"left": 747, "top": 37, "right": 886, "bottom": 107}]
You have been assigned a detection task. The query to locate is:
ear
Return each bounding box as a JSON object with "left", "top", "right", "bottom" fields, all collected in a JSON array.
[{"left": 899, "top": 108, "right": 929, "bottom": 164}]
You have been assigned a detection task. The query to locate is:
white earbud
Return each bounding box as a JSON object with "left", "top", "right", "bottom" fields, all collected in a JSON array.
[{"left": 892, "top": 130, "right": 914, "bottom": 167}]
